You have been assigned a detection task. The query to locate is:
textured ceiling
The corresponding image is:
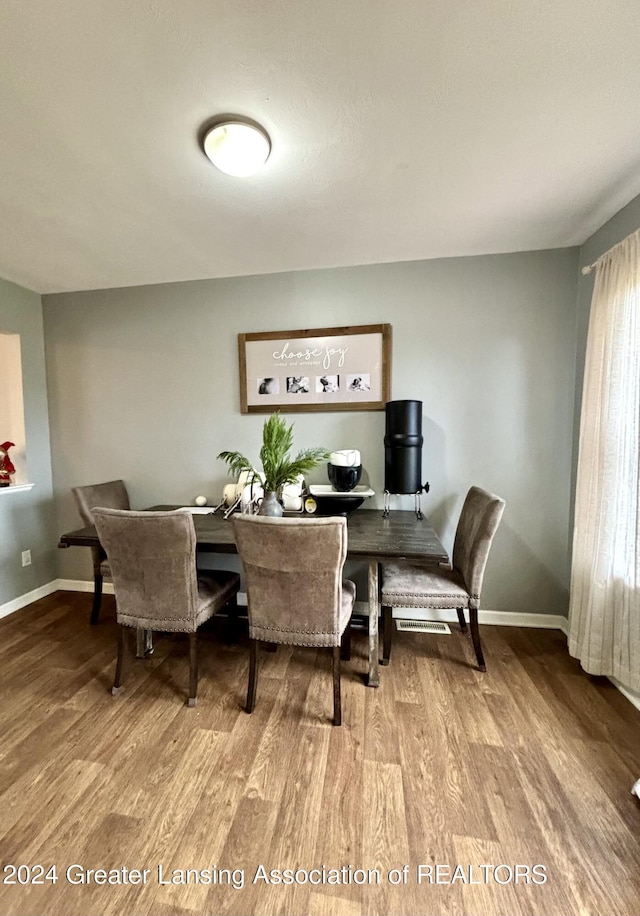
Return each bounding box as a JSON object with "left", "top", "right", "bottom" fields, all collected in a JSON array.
[{"left": 1, "top": 0, "right": 640, "bottom": 294}]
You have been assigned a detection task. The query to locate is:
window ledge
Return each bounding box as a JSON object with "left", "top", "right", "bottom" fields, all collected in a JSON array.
[{"left": 0, "top": 483, "right": 35, "bottom": 494}]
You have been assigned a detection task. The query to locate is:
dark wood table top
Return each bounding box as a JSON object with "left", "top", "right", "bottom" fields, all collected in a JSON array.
[{"left": 58, "top": 507, "right": 448, "bottom": 564}]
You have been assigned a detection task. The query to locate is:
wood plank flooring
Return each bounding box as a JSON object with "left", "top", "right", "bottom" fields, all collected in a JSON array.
[{"left": 0, "top": 591, "right": 639, "bottom": 916}]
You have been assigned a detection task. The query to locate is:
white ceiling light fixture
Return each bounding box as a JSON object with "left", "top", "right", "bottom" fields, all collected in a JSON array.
[{"left": 202, "top": 119, "right": 271, "bottom": 177}]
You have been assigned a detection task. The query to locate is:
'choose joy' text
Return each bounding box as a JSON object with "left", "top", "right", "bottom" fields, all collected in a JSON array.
[{"left": 272, "top": 342, "right": 348, "bottom": 370}]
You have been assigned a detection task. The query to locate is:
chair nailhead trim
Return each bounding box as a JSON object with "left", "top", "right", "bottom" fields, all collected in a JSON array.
[
  {"left": 383, "top": 591, "right": 478, "bottom": 599},
  {"left": 253, "top": 623, "right": 338, "bottom": 635}
]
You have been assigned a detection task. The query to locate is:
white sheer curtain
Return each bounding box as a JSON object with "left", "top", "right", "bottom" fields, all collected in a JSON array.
[{"left": 569, "top": 228, "right": 640, "bottom": 692}]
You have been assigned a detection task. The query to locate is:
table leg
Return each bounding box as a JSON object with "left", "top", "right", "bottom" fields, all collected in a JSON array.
[
  {"left": 368, "top": 560, "right": 380, "bottom": 687},
  {"left": 136, "top": 628, "right": 153, "bottom": 658}
]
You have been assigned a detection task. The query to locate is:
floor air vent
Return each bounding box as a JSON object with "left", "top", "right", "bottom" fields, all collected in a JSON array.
[{"left": 395, "top": 620, "right": 451, "bottom": 634}]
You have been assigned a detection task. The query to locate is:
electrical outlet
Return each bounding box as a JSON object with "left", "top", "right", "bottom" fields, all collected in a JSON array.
[{"left": 21, "top": 549, "right": 31, "bottom": 567}]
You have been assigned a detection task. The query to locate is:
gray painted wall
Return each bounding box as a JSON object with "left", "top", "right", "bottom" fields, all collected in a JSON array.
[
  {"left": 0, "top": 277, "right": 56, "bottom": 605},
  {"left": 44, "top": 248, "right": 578, "bottom": 616}
]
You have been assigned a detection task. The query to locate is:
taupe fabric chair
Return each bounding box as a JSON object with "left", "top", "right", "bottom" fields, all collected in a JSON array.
[
  {"left": 232, "top": 515, "right": 356, "bottom": 726},
  {"left": 93, "top": 507, "right": 240, "bottom": 707},
  {"left": 72, "top": 479, "right": 130, "bottom": 624},
  {"left": 381, "top": 486, "right": 505, "bottom": 671}
]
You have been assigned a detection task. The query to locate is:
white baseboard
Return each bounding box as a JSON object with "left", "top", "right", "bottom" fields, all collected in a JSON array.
[
  {"left": 609, "top": 678, "right": 640, "bottom": 713},
  {"left": 0, "top": 580, "right": 59, "bottom": 620},
  {"left": 0, "top": 579, "right": 114, "bottom": 620},
  {"left": 55, "top": 578, "right": 115, "bottom": 595},
  {"left": 49, "top": 587, "right": 566, "bottom": 629},
  {"left": 4, "top": 583, "right": 638, "bottom": 713},
  {"left": 555, "top": 621, "right": 639, "bottom": 712}
]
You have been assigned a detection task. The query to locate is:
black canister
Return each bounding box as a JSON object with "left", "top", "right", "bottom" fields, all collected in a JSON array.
[{"left": 384, "top": 399, "right": 423, "bottom": 494}]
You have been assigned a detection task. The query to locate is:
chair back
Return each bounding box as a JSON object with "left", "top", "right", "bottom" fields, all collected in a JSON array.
[
  {"left": 452, "top": 486, "right": 505, "bottom": 599},
  {"left": 72, "top": 480, "right": 131, "bottom": 569},
  {"left": 72, "top": 479, "right": 130, "bottom": 523},
  {"left": 93, "top": 508, "right": 200, "bottom": 631},
  {"left": 232, "top": 515, "right": 348, "bottom": 646}
]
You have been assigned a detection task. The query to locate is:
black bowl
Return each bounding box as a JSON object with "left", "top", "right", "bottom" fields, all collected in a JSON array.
[
  {"left": 314, "top": 494, "right": 366, "bottom": 516},
  {"left": 327, "top": 463, "right": 362, "bottom": 492}
]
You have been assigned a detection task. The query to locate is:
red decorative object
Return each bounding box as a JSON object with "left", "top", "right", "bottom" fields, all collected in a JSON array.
[{"left": 0, "top": 441, "right": 16, "bottom": 487}]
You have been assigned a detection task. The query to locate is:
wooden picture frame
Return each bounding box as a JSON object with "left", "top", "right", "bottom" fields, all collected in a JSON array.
[{"left": 238, "top": 324, "right": 392, "bottom": 413}]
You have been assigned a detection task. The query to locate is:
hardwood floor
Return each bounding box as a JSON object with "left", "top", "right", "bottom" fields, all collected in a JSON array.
[{"left": 0, "top": 591, "right": 639, "bottom": 916}]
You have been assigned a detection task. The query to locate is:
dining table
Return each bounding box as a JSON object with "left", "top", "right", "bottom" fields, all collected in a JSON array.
[{"left": 58, "top": 507, "right": 448, "bottom": 687}]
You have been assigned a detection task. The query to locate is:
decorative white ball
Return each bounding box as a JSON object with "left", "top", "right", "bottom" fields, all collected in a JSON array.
[{"left": 194, "top": 495, "right": 208, "bottom": 507}]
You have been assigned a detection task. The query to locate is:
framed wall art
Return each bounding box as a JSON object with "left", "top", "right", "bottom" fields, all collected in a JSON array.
[{"left": 238, "top": 324, "right": 392, "bottom": 413}]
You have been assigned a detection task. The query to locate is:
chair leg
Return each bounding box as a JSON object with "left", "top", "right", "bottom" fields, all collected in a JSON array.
[
  {"left": 381, "top": 605, "right": 393, "bottom": 665},
  {"left": 456, "top": 607, "right": 468, "bottom": 632},
  {"left": 90, "top": 573, "right": 103, "bottom": 625},
  {"left": 469, "top": 606, "right": 486, "bottom": 672},
  {"left": 187, "top": 633, "right": 198, "bottom": 707},
  {"left": 332, "top": 645, "right": 342, "bottom": 726},
  {"left": 341, "top": 619, "right": 352, "bottom": 661},
  {"left": 246, "top": 638, "right": 258, "bottom": 713},
  {"left": 112, "top": 624, "right": 129, "bottom": 696}
]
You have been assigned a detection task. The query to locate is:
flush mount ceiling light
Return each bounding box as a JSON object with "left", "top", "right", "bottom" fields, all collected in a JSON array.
[{"left": 202, "top": 120, "right": 271, "bottom": 177}]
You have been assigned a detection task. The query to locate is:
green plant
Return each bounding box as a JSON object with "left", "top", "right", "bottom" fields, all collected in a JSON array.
[{"left": 218, "top": 413, "right": 329, "bottom": 495}]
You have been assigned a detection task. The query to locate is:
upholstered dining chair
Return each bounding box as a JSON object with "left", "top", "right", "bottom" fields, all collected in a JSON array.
[
  {"left": 93, "top": 507, "right": 240, "bottom": 707},
  {"left": 381, "top": 486, "right": 505, "bottom": 672},
  {"left": 232, "top": 515, "right": 356, "bottom": 726},
  {"left": 72, "top": 479, "right": 131, "bottom": 624}
]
